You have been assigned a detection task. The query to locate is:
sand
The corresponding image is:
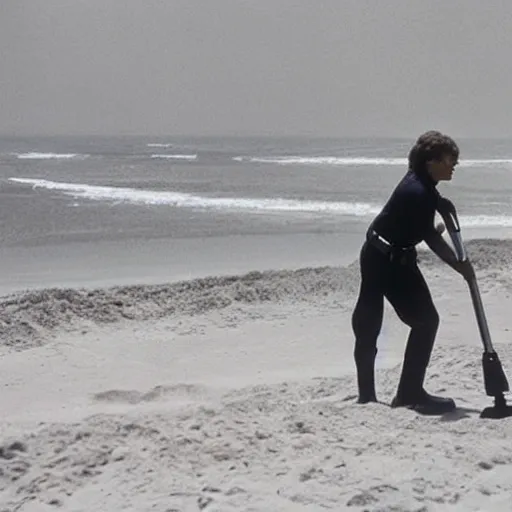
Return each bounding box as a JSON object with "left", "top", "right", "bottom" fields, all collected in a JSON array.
[{"left": 1, "top": 239, "right": 512, "bottom": 511}]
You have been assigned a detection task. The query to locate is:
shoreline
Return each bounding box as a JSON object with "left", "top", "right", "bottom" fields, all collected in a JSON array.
[
  {"left": 0, "top": 231, "right": 365, "bottom": 297},
  {"left": 2, "top": 227, "right": 512, "bottom": 297}
]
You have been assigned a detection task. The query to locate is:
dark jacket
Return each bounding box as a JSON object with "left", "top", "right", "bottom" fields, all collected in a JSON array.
[{"left": 369, "top": 170, "right": 439, "bottom": 248}]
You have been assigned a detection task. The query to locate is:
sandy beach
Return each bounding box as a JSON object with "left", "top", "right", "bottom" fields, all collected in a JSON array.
[
  {"left": 1, "top": 238, "right": 512, "bottom": 511},
  {"left": 5, "top": 0, "right": 512, "bottom": 509}
]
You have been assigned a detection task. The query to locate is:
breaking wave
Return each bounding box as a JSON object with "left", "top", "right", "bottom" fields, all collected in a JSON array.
[
  {"left": 8, "top": 178, "right": 381, "bottom": 217},
  {"left": 233, "top": 156, "right": 512, "bottom": 168},
  {"left": 9, "top": 178, "right": 512, "bottom": 227},
  {"left": 9, "top": 178, "right": 512, "bottom": 228},
  {"left": 150, "top": 154, "right": 197, "bottom": 160},
  {"left": 233, "top": 156, "right": 408, "bottom": 166},
  {"left": 15, "top": 153, "right": 88, "bottom": 160}
]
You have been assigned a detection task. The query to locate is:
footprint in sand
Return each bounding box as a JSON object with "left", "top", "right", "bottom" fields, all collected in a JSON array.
[{"left": 92, "top": 383, "right": 211, "bottom": 405}]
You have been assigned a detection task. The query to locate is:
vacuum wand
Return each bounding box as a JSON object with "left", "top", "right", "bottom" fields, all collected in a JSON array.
[
  {"left": 437, "top": 198, "right": 495, "bottom": 354},
  {"left": 437, "top": 197, "right": 511, "bottom": 418},
  {"left": 467, "top": 278, "right": 495, "bottom": 354},
  {"left": 446, "top": 216, "right": 496, "bottom": 353}
]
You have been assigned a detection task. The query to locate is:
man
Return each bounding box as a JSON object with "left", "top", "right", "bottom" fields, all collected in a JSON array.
[{"left": 351, "top": 130, "right": 474, "bottom": 414}]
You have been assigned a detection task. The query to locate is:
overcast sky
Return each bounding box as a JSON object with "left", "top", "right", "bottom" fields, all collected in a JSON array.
[{"left": 2, "top": 1, "right": 512, "bottom": 138}]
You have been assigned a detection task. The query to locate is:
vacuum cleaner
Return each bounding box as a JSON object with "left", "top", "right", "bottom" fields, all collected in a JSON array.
[{"left": 438, "top": 197, "right": 512, "bottom": 419}]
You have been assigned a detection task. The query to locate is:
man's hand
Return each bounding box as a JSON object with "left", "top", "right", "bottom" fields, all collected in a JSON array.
[
  {"left": 453, "top": 260, "right": 475, "bottom": 281},
  {"left": 424, "top": 228, "right": 475, "bottom": 281}
]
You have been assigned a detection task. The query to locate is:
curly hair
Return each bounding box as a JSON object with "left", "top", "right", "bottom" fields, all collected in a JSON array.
[{"left": 408, "top": 131, "right": 459, "bottom": 174}]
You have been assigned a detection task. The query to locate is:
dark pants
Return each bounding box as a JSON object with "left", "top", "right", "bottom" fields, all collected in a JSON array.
[{"left": 351, "top": 240, "right": 440, "bottom": 400}]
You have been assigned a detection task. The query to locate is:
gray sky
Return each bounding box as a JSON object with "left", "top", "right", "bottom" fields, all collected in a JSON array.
[{"left": 2, "top": 0, "right": 512, "bottom": 138}]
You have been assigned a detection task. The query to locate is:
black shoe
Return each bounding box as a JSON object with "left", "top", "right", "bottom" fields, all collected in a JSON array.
[
  {"left": 357, "top": 391, "right": 377, "bottom": 404},
  {"left": 391, "top": 389, "right": 456, "bottom": 415}
]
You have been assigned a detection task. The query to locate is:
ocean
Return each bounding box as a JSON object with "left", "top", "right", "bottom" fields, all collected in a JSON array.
[{"left": 1, "top": 135, "right": 512, "bottom": 294}]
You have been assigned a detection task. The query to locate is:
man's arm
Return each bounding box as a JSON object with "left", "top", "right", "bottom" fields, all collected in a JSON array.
[
  {"left": 424, "top": 228, "right": 458, "bottom": 269},
  {"left": 424, "top": 228, "right": 475, "bottom": 280}
]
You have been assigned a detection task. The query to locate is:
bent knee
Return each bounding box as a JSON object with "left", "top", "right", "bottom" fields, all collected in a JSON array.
[{"left": 411, "top": 307, "right": 439, "bottom": 331}]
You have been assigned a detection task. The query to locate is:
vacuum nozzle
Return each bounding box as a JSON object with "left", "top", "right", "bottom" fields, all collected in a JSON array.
[
  {"left": 482, "top": 351, "right": 510, "bottom": 397},
  {"left": 480, "top": 393, "right": 512, "bottom": 419}
]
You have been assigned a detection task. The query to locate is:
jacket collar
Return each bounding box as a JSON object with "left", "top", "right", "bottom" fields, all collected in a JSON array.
[{"left": 413, "top": 168, "right": 438, "bottom": 190}]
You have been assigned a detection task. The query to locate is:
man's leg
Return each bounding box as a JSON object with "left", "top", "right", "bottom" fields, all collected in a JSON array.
[
  {"left": 352, "top": 245, "right": 385, "bottom": 403},
  {"left": 384, "top": 262, "right": 454, "bottom": 412}
]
